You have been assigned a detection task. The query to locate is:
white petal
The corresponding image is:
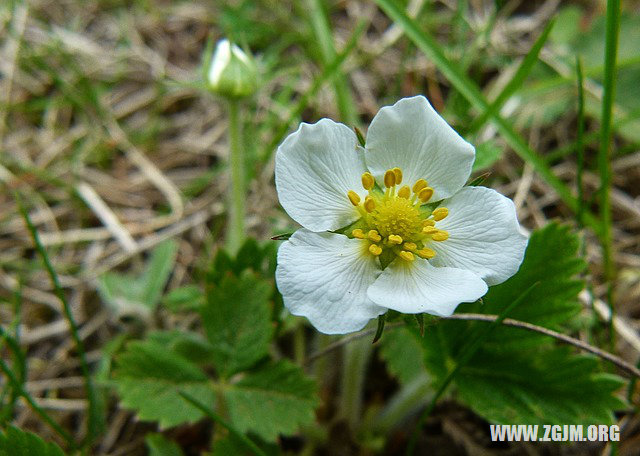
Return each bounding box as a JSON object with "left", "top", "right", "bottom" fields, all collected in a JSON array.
[
  {"left": 275, "top": 119, "right": 367, "bottom": 232},
  {"left": 276, "top": 229, "right": 386, "bottom": 334},
  {"left": 365, "top": 96, "right": 474, "bottom": 200},
  {"left": 429, "top": 186, "right": 528, "bottom": 286},
  {"left": 367, "top": 258, "right": 487, "bottom": 315},
  {"left": 208, "top": 39, "right": 231, "bottom": 86}
]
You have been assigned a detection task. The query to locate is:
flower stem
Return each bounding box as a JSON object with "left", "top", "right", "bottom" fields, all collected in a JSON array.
[
  {"left": 369, "top": 374, "right": 432, "bottom": 434},
  {"left": 599, "top": 0, "right": 620, "bottom": 351},
  {"left": 226, "top": 99, "right": 245, "bottom": 253},
  {"left": 339, "top": 337, "right": 372, "bottom": 430}
]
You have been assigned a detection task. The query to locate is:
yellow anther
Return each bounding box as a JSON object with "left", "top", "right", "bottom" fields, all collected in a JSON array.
[
  {"left": 361, "top": 172, "right": 375, "bottom": 190},
  {"left": 347, "top": 190, "right": 361, "bottom": 206},
  {"left": 432, "top": 207, "right": 449, "bottom": 221},
  {"left": 369, "top": 244, "right": 382, "bottom": 256},
  {"left": 364, "top": 196, "right": 376, "bottom": 213},
  {"left": 404, "top": 242, "right": 417, "bottom": 251},
  {"left": 397, "top": 185, "right": 410, "bottom": 199},
  {"left": 388, "top": 234, "right": 403, "bottom": 245},
  {"left": 398, "top": 250, "right": 414, "bottom": 261},
  {"left": 384, "top": 169, "right": 396, "bottom": 188},
  {"left": 412, "top": 179, "right": 428, "bottom": 193},
  {"left": 431, "top": 230, "right": 449, "bottom": 241},
  {"left": 368, "top": 230, "right": 382, "bottom": 242},
  {"left": 392, "top": 167, "right": 403, "bottom": 185},
  {"left": 418, "top": 187, "right": 434, "bottom": 202},
  {"left": 422, "top": 226, "right": 438, "bottom": 234},
  {"left": 417, "top": 248, "right": 436, "bottom": 259},
  {"left": 423, "top": 219, "right": 435, "bottom": 227},
  {"left": 352, "top": 229, "right": 365, "bottom": 239}
]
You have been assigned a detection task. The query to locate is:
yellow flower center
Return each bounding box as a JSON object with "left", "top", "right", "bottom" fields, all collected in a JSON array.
[
  {"left": 346, "top": 168, "right": 450, "bottom": 264},
  {"left": 370, "top": 197, "right": 422, "bottom": 239}
]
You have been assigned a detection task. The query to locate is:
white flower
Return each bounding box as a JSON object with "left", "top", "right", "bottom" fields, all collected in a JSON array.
[
  {"left": 275, "top": 96, "right": 527, "bottom": 334},
  {"left": 207, "top": 39, "right": 257, "bottom": 98}
]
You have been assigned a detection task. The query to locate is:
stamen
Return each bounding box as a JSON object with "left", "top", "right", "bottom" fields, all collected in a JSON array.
[
  {"left": 384, "top": 169, "right": 396, "bottom": 188},
  {"left": 432, "top": 207, "right": 449, "bottom": 221},
  {"left": 347, "top": 190, "right": 361, "bottom": 206},
  {"left": 418, "top": 187, "right": 434, "bottom": 202},
  {"left": 397, "top": 185, "right": 410, "bottom": 199},
  {"left": 398, "top": 250, "right": 414, "bottom": 261},
  {"left": 347, "top": 169, "right": 446, "bottom": 260},
  {"left": 422, "top": 226, "right": 438, "bottom": 235},
  {"left": 364, "top": 196, "right": 376, "bottom": 213},
  {"left": 388, "top": 234, "right": 403, "bottom": 245},
  {"left": 369, "top": 244, "right": 382, "bottom": 256},
  {"left": 417, "top": 248, "right": 436, "bottom": 259},
  {"left": 431, "top": 230, "right": 449, "bottom": 241},
  {"left": 412, "top": 179, "right": 428, "bottom": 193},
  {"left": 352, "top": 229, "right": 365, "bottom": 239},
  {"left": 392, "top": 167, "right": 403, "bottom": 185},
  {"left": 361, "top": 172, "right": 375, "bottom": 190},
  {"left": 367, "top": 230, "right": 382, "bottom": 242}
]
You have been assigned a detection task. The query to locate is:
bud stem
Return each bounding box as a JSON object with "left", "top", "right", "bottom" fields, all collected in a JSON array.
[{"left": 226, "top": 99, "right": 245, "bottom": 253}]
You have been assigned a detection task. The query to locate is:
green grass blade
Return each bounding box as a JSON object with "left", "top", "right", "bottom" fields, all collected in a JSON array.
[
  {"left": 0, "top": 281, "right": 26, "bottom": 423},
  {"left": 373, "top": 0, "right": 602, "bottom": 237},
  {"left": 260, "top": 20, "right": 366, "bottom": 162},
  {"left": 0, "top": 358, "right": 75, "bottom": 448},
  {"left": 467, "top": 19, "right": 555, "bottom": 133},
  {"left": 306, "top": 0, "right": 358, "bottom": 125},
  {"left": 15, "top": 192, "right": 102, "bottom": 447},
  {"left": 544, "top": 131, "right": 599, "bottom": 164},
  {"left": 0, "top": 326, "right": 25, "bottom": 423},
  {"left": 179, "top": 391, "right": 267, "bottom": 456},
  {"left": 576, "top": 57, "right": 586, "bottom": 229},
  {"left": 599, "top": 0, "right": 621, "bottom": 347},
  {"left": 405, "top": 283, "right": 539, "bottom": 455}
]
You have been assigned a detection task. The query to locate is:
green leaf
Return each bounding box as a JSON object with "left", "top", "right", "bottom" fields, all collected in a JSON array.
[
  {"left": 113, "top": 336, "right": 215, "bottom": 428},
  {"left": 208, "top": 248, "right": 235, "bottom": 285},
  {"left": 379, "top": 326, "right": 428, "bottom": 385},
  {"left": 0, "top": 426, "right": 65, "bottom": 456},
  {"left": 201, "top": 273, "right": 273, "bottom": 377},
  {"left": 455, "top": 349, "right": 626, "bottom": 425},
  {"left": 235, "top": 238, "right": 264, "bottom": 274},
  {"left": 146, "top": 330, "right": 217, "bottom": 365},
  {"left": 473, "top": 223, "right": 585, "bottom": 335},
  {"left": 223, "top": 360, "right": 318, "bottom": 442},
  {"left": 207, "top": 238, "right": 272, "bottom": 286},
  {"left": 97, "top": 240, "right": 178, "bottom": 319},
  {"left": 146, "top": 433, "right": 184, "bottom": 456},
  {"left": 211, "top": 436, "right": 254, "bottom": 456},
  {"left": 419, "top": 224, "right": 626, "bottom": 425},
  {"left": 163, "top": 285, "right": 204, "bottom": 312}
]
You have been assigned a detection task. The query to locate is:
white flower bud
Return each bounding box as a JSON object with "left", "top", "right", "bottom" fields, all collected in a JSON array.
[{"left": 207, "top": 39, "right": 258, "bottom": 99}]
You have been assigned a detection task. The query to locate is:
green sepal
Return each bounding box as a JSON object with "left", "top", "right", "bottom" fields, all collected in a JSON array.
[
  {"left": 372, "top": 314, "right": 386, "bottom": 343},
  {"left": 354, "top": 126, "right": 366, "bottom": 147}
]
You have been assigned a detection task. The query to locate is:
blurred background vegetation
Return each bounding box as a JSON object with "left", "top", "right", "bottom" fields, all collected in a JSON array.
[{"left": 1, "top": 0, "right": 640, "bottom": 454}]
